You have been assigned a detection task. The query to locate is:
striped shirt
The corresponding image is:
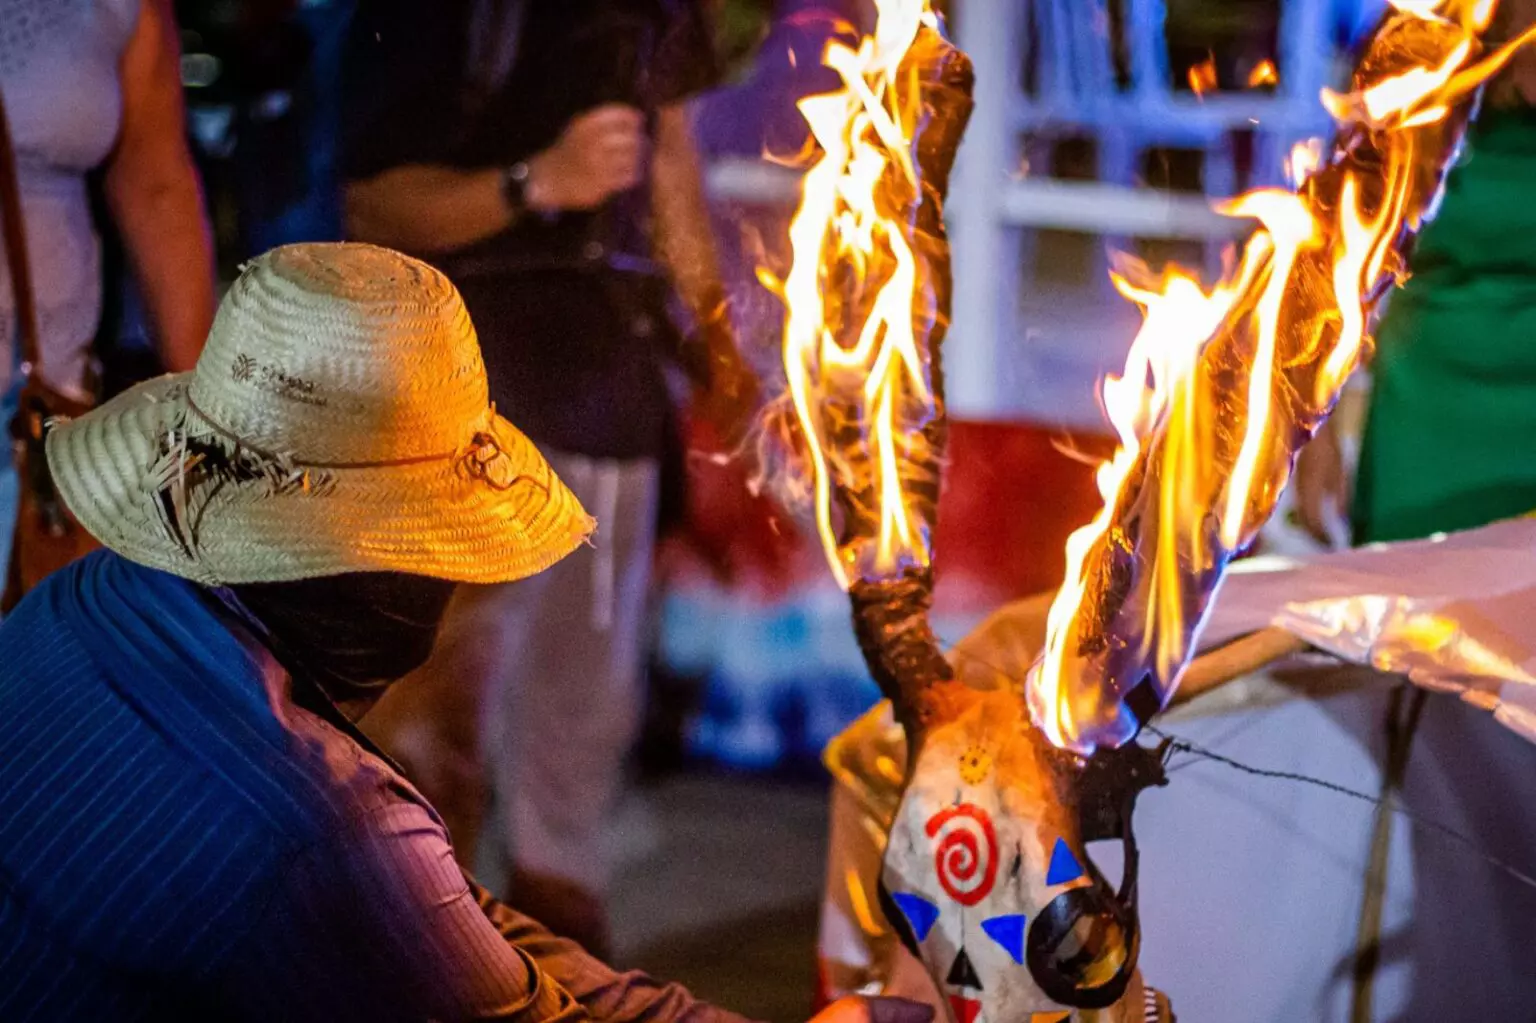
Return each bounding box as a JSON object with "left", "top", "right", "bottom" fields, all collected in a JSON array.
[{"left": 0, "top": 551, "right": 750, "bottom": 1023}]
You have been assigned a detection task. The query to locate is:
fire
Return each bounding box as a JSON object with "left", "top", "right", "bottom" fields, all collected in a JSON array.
[
  {"left": 758, "top": 0, "right": 953, "bottom": 590},
  {"left": 1188, "top": 57, "right": 1218, "bottom": 97},
  {"left": 1247, "top": 60, "right": 1279, "bottom": 88},
  {"left": 1285, "top": 140, "right": 1324, "bottom": 186},
  {"left": 1029, "top": 0, "right": 1536, "bottom": 753}
]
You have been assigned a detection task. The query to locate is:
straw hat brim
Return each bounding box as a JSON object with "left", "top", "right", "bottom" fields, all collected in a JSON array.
[{"left": 46, "top": 375, "right": 595, "bottom": 586}]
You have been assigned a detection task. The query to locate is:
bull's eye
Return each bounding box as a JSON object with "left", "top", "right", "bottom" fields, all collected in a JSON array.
[
  {"left": 980, "top": 914, "right": 1026, "bottom": 964},
  {"left": 890, "top": 892, "right": 940, "bottom": 942}
]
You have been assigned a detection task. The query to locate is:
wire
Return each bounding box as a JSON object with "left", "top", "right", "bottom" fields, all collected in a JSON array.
[
  {"left": 932, "top": 633, "right": 1536, "bottom": 894},
  {"left": 1144, "top": 723, "right": 1536, "bottom": 894}
]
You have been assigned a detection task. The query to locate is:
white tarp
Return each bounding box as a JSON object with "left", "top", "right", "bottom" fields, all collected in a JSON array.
[{"left": 1204, "top": 517, "right": 1536, "bottom": 742}]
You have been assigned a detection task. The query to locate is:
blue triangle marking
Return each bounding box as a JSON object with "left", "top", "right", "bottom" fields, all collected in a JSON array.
[
  {"left": 981, "top": 914, "right": 1027, "bottom": 964},
  {"left": 1046, "top": 839, "right": 1085, "bottom": 886},
  {"left": 890, "top": 892, "right": 941, "bottom": 942}
]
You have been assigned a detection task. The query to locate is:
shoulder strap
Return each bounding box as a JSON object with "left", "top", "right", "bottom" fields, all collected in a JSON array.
[{"left": 0, "top": 85, "right": 40, "bottom": 380}]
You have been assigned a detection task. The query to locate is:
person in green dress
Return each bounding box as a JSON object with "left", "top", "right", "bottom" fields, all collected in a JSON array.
[{"left": 1296, "top": 0, "right": 1536, "bottom": 545}]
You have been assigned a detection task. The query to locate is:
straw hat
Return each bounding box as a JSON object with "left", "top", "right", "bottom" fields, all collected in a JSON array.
[{"left": 47, "top": 243, "right": 594, "bottom": 585}]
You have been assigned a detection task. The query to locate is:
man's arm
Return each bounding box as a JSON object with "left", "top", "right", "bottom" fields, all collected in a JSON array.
[
  {"left": 642, "top": 0, "right": 760, "bottom": 443},
  {"left": 345, "top": 165, "right": 515, "bottom": 254},
  {"left": 462, "top": 873, "right": 753, "bottom": 1023},
  {"left": 104, "top": 0, "right": 216, "bottom": 372},
  {"left": 212, "top": 800, "right": 750, "bottom": 1023},
  {"left": 649, "top": 104, "right": 725, "bottom": 327},
  {"left": 345, "top": 107, "right": 647, "bottom": 253},
  {"left": 649, "top": 102, "right": 757, "bottom": 444}
]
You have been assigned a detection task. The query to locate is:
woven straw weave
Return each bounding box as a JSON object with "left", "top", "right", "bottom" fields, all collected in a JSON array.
[{"left": 47, "top": 243, "right": 593, "bottom": 585}]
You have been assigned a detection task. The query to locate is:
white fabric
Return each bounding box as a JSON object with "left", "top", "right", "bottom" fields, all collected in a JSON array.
[
  {"left": 1139, "top": 681, "right": 1536, "bottom": 1020},
  {"left": 1138, "top": 519, "right": 1536, "bottom": 1018},
  {"left": 0, "top": 0, "right": 139, "bottom": 396},
  {"left": 1202, "top": 519, "right": 1536, "bottom": 740},
  {"left": 448, "top": 450, "right": 659, "bottom": 894}
]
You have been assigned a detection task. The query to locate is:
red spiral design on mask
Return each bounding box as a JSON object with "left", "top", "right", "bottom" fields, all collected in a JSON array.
[{"left": 925, "top": 804, "right": 998, "bottom": 906}]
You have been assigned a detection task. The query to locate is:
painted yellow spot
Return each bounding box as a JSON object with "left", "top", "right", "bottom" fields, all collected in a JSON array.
[
  {"left": 958, "top": 744, "right": 994, "bottom": 785},
  {"left": 1029, "top": 1013, "right": 1071, "bottom": 1023}
]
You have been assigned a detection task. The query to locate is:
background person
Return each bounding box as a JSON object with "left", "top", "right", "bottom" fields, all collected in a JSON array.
[
  {"left": 0, "top": 0, "right": 215, "bottom": 568},
  {"left": 342, "top": 0, "right": 757, "bottom": 956},
  {"left": 1294, "top": 0, "right": 1536, "bottom": 546}
]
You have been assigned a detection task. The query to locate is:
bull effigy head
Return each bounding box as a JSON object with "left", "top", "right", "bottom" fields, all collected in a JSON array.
[
  {"left": 846, "top": 581, "right": 1170, "bottom": 1023},
  {"left": 756, "top": 8, "right": 1143, "bottom": 1010},
  {"left": 881, "top": 681, "right": 1167, "bottom": 1023}
]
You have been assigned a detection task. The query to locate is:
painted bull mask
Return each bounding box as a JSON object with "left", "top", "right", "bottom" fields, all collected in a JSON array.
[{"left": 875, "top": 682, "right": 1168, "bottom": 1023}]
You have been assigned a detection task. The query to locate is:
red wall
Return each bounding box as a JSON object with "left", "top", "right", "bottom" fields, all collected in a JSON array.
[{"left": 665, "top": 418, "right": 1116, "bottom": 614}]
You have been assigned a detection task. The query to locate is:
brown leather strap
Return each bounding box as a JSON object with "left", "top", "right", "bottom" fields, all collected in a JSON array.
[{"left": 0, "top": 84, "right": 40, "bottom": 379}]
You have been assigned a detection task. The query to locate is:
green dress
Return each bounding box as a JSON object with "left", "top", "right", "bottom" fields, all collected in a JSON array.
[{"left": 1353, "top": 108, "right": 1536, "bottom": 544}]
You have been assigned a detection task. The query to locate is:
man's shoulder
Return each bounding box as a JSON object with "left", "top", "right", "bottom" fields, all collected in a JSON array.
[
  {"left": 0, "top": 711, "right": 302, "bottom": 974},
  {"left": 279, "top": 703, "right": 442, "bottom": 844}
]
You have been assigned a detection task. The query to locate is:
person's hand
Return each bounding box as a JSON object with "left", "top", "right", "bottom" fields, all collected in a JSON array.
[
  {"left": 808, "top": 996, "right": 936, "bottom": 1023},
  {"left": 1291, "top": 415, "right": 1351, "bottom": 548},
  {"left": 526, "top": 104, "right": 646, "bottom": 212}
]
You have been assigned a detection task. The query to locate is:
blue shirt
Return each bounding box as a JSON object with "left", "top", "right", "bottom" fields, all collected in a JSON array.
[{"left": 0, "top": 551, "right": 747, "bottom": 1023}]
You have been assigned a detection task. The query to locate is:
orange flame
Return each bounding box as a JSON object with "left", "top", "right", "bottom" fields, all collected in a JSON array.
[
  {"left": 758, "top": 0, "right": 945, "bottom": 590},
  {"left": 1247, "top": 59, "right": 1279, "bottom": 88},
  {"left": 1285, "top": 139, "right": 1324, "bottom": 186},
  {"left": 1029, "top": 0, "right": 1535, "bottom": 753},
  {"left": 1188, "top": 56, "right": 1218, "bottom": 97},
  {"left": 1391, "top": 0, "right": 1498, "bottom": 31}
]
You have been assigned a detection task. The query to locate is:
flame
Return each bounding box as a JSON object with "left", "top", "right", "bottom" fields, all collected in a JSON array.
[
  {"left": 1365, "top": 37, "right": 1471, "bottom": 122},
  {"left": 1247, "top": 60, "right": 1279, "bottom": 88},
  {"left": 1188, "top": 57, "right": 1218, "bottom": 97},
  {"left": 1392, "top": 0, "right": 1498, "bottom": 31},
  {"left": 1029, "top": 0, "right": 1535, "bottom": 753},
  {"left": 1285, "top": 139, "right": 1324, "bottom": 186},
  {"left": 758, "top": 0, "right": 946, "bottom": 589}
]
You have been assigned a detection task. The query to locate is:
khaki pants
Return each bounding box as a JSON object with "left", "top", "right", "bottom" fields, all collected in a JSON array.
[{"left": 367, "top": 450, "right": 659, "bottom": 905}]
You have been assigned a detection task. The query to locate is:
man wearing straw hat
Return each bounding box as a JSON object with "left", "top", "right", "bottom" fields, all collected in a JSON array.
[{"left": 0, "top": 242, "right": 917, "bottom": 1023}]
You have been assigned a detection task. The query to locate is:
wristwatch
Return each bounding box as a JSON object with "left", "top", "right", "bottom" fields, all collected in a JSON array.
[{"left": 501, "top": 161, "right": 532, "bottom": 219}]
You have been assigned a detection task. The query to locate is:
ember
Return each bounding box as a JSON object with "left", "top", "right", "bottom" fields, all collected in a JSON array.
[
  {"left": 1188, "top": 57, "right": 1218, "bottom": 97},
  {"left": 1030, "top": 0, "right": 1536, "bottom": 755}
]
